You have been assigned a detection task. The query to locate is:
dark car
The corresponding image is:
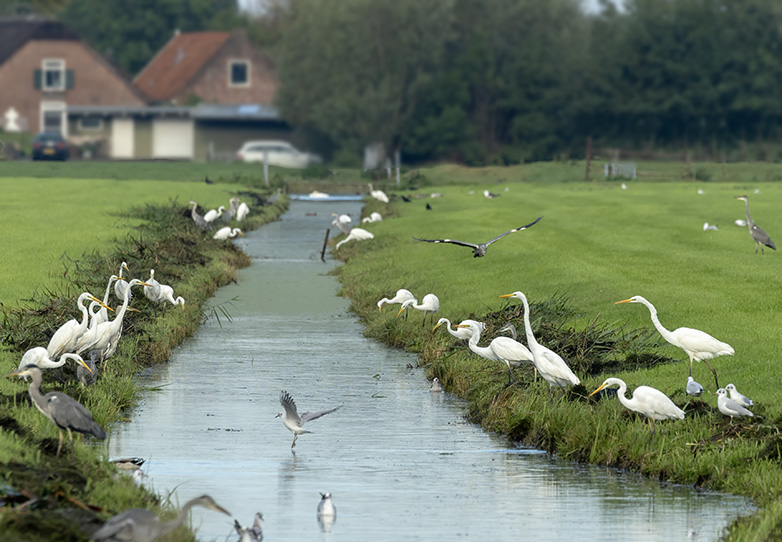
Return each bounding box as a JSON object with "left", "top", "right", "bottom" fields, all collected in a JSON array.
[{"left": 32, "top": 131, "right": 69, "bottom": 161}]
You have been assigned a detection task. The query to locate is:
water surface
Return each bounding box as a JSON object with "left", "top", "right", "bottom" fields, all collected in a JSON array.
[{"left": 109, "top": 200, "right": 753, "bottom": 541}]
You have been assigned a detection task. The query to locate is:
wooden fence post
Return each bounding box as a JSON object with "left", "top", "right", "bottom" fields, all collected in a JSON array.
[{"left": 585, "top": 136, "right": 592, "bottom": 181}]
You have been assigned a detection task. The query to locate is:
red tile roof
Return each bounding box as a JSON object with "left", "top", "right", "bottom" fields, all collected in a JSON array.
[{"left": 134, "top": 32, "right": 230, "bottom": 102}]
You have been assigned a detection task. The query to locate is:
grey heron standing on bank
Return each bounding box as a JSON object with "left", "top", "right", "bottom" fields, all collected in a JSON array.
[
  {"left": 6, "top": 364, "right": 102, "bottom": 457},
  {"left": 188, "top": 201, "right": 211, "bottom": 231},
  {"left": 413, "top": 216, "right": 543, "bottom": 258},
  {"left": 277, "top": 390, "right": 341, "bottom": 448},
  {"left": 91, "top": 494, "right": 230, "bottom": 541},
  {"left": 734, "top": 195, "right": 776, "bottom": 254}
]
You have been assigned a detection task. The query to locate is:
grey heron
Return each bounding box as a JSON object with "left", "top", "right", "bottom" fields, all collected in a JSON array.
[
  {"left": 499, "top": 291, "right": 580, "bottom": 395},
  {"left": 221, "top": 197, "right": 240, "bottom": 223},
  {"left": 396, "top": 294, "right": 440, "bottom": 327},
  {"left": 47, "top": 292, "right": 108, "bottom": 359},
  {"left": 376, "top": 289, "right": 415, "bottom": 312},
  {"left": 188, "top": 201, "right": 211, "bottom": 231},
  {"left": 276, "top": 391, "right": 340, "bottom": 448},
  {"left": 213, "top": 227, "right": 243, "bottom": 240},
  {"left": 203, "top": 205, "right": 224, "bottom": 223},
  {"left": 429, "top": 377, "right": 443, "bottom": 393},
  {"left": 715, "top": 388, "right": 754, "bottom": 424},
  {"left": 6, "top": 364, "right": 102, "bottom": 457},
  {"left": 267, "top": 188, "right": 282, "bottom": 206},
  {"left": 734, "top": 195, "right": 776, "bottom": 254},
  {"left": 330, "top": 213, "right": 353, "bottom": 235},
  {"left": 457, "top": 320, "right": 534, "bottom": 385},
  {"left": 412, "top": 216, "right": 543, "bottom": 258},
  {"left": 90, "top": 494, "right": 230, "bottom": 542},
  {"left": 335, "top": 227, "right": 374, "bottom": 250},
  {"left": 686, "top": 376, "right": 704, "bottom": 399},
  {"left": 725, "top": 383, "right": 753, "bottom": 408},
  {"left": 589, "top": 378, "right": 685, "bottom": 435},
  {"left": 615, "top": 296, "right": 733, "bottom": 389},
  {"left": 234, "top": 512, "right": 263, "bottom": 542}
]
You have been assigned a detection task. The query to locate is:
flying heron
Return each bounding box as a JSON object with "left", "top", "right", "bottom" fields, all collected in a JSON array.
[
  {"left": 413, "top": 216, "right": 543, "bottom": 258},
  {"left": 734, "top": 195, "right": 776, "bottom": 254},
  {"left": 90, "top": 494, "right": 230, "bottom": 541},
  {"left": 615, "top": 295, "right": 733, "bottom": 389},
  {"left": 589, "top": 378, "right": 685, "bottom": 435},
  {"left": 276, "top": 391, "right": 341, "bottom": 448},
  {"left": 6, "top": 364, "right": 103, "bottom": 457}
]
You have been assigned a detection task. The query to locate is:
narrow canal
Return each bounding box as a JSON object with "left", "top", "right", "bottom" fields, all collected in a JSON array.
[{"left": 109, "top": 200, "right": 752, "bottom": 541}]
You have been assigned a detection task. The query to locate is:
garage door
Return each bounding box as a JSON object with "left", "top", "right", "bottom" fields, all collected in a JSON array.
[
  {"left": 112, "top": 118, "right": 134, "bottom": 158},
  {"left": 152, "top": 119, "right": 194, "bottom": 159}
]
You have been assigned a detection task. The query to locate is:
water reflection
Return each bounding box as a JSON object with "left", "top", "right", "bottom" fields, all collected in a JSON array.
[{"left": 109, "top": 200, "right": 753, "bottom": 541}]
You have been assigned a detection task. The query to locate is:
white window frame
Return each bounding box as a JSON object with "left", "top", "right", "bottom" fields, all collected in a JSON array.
[
  {"left": 42, "top": 58, "right": 65, "bottom": 91},
  {"left": 40, "top": 101, "right": 67, "bottom": 136},
  {"left": 78, "top": 117, "right": 103, "bottom": 131},
  {"left": 228, "top": 59, "right": 251, "bottom": 88}
]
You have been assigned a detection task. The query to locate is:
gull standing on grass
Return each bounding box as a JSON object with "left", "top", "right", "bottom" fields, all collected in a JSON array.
[
  {"left": 686, "top": 376, "right": 704, "bottom": 399},
  {"left": 725, "top": 383, "right": 753, "bottom": 408},
  {"left": 277, "top": 391, "right": 341, "bottom": 448},
  {"left": 716, "top": 388, "right": 754, "bottom": 424}
]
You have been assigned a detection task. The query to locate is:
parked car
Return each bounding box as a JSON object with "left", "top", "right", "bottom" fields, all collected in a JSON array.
[
  {"left": 32, "top": 131, "right": 69, "bottom": 161},
  {"left": 235, "top": 140, "right": 322, "bottom": 168}
]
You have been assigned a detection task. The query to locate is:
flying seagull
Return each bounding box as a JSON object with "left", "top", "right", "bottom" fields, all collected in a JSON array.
[
  {"left": 276, "top": 391, "right": 341, "bottom": 448},
  {"left": 412, "top": 216, "right": 543, "bottom": 258}
]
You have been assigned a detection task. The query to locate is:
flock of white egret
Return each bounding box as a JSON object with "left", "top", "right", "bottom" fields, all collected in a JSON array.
[{"left": 189, "top": 196, "right": 251, "bottom": 240}]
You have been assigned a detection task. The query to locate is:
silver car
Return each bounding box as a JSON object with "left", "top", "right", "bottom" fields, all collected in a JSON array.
[{"left": 235, "top": 140, "right": 322, "bottom": 168}]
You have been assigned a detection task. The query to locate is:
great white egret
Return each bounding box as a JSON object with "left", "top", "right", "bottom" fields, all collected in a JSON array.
[
  {"left": 413, "top": 216, "right": 543, "bottom": 258},
  {"left": 362, "top": 212, "right": 383, "bottom": 223},
  {"left": 91, "top": 279, "right": 151, "bottom": 362},
  {"left": 73, "top": 301, "right": 115, "bottom": 355},
  {"left": 143, "top": 269, "right": 161, "bottom": 302},
  {"left": 615, "top": 295, "right": 733, "bottom": 388},
  {"left": 96, "top": 275, "right": 119, "bottom": 329},
  {"left": 114, "top": 262, "right": 131, "bottom": 302},
  {"left": 715, "top": 388, "right": 754, "bottom": 424},
  {"left": 368, "top": 183, "right": 389, "bottom": 203},
  {"left": 203, "top": 205, "right": 224, "bottom": 223},
  {"left": 433, "top": 318, "right": 485, "bottom": 341},
  {"left": 429, "top": 377, "right": 443, "bottom": 392},
  {"left": 330, "top": 213, "right": 352, "bottom": 235},
  {"left": 457, "top": 320, "right": 534, "bottom": 385},
  {"left": 236, "top": 201, "right": 250, "bottom": 221},
  {"left": 91, "top": 495, "right": 230, "bottom": 542},
  {"left": 589, "top": 377, "right": 685, "bottom": 434},
  {"left": 734, "top": 195, "right": 776, "bottom": 254},
  {"left": 377, "top": 289, "right": 415, "bottom": 312},
  {"left": 47, "top": 292, "right": 107, "bottom": 359},
  {"left": 725, "top": 383, "right": 753, "bottom": 408},
  {"left": 335, "top": 227, "right": 374, "bottom": 250},
  {"left": 6, "top": 364, "right": 102, "bottom": 456},
  {"left": 397, "top": 294, "right": 440, "bottom": 327},
  {"left": 156, "top": 284, "right": 185, "bottom": 309},
  {"left": 703, "top": 222, "right": 719, "bottom": 231},
  {"left": 17, "top": 347, "right": 88, "bottom": 373},
  {"left": 686, "top": 376, "right": 704, "bottom": 398},
  {"left": 276, "top": 390, "right": 340, "bottom": 448},
  {"left": 213, "top": 227, "right": 243, "bottom": 240},
  {"left": 499, "top": 291, "right": 580, "bottom": 395}
]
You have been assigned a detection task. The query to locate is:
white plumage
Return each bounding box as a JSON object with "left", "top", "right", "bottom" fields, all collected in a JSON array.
[
  {"left": 335, "top": 227, "right": 374, "bottom": 250},
  {"left": 213, "top": 227, "right": 243, "bottom": 240},
  {"left": 725, "top": 383, "right": 753, "bottom": 408},
  {"left": 590, "top": 377, "right": 685, "bottom": 424},
  {"left": 377, "top": 288, "right": 415, "bottom": 312},
  {"left": 458, "top": 320, "right": 534, "bottom": 385},
  {"left": 397, "top": 294, "right": 440, "bottom": 325},
  {"left": 716, "top": 388, "right": 754, "bottom": 423}
]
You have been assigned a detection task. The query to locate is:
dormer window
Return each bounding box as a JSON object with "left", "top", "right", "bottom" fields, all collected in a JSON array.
[
  {"left": 229, "top": 60, "right": 250, "bottom": 88},
  {"left": 43, "top": 59, "right": 65, "bottom": 91}
]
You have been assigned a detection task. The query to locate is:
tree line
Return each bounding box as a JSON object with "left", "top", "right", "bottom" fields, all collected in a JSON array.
[{"left": 7, "top": 0, "right": 782, "bottom": 164}]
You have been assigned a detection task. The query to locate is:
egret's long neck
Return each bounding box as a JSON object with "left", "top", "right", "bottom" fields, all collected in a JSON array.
[
  {"left": 521, "top": 296, "right": 540, "bottom": 348},
  {"left": 639, "top": 299, "right": 675, "bottom": 343},
  {"left": 614, "top": 380, "right": 632, "bottom": 410},
  {"left": 467, "top": 327, "right": 494, "bottom": 359}
]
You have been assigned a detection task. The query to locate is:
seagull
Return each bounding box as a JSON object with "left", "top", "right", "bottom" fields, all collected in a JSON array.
[
  {"left": 429, "top": 377, "right": 443, "bottom": 393},
  {"left": 621, "top": 183, "right": 627, "bottom": 190},
  {"left": 317, "top": 493, "right": 336, "bottom": 533},
  {"left": 686, "top": 376, "right": 704, "bottom": 399},
  {"left": 483, "top": 189, "right": 500, "bottom": 199},
  {"left": 716, "top": 388, "right": 754, "bottom": 424},
  {"left": 276, "top": 391, "right": 340, "bottom": 448},
  {"left": 735, "top": 219, "right": 748, "bottom": 227},
  {"left": 234, "top": 512, "right": 263, "bottom": 542},
  {"left": 725, "top": 383, "right": 753, "bottom": 408},
  {"left": 413, "top": 216, "right": 542, "bottom": 258},
  {"left": 703, "top": 222, "right": 719, "bottom": 231},
  {"left": 697, "top": 188, "right": 705, "bottom": 195}
]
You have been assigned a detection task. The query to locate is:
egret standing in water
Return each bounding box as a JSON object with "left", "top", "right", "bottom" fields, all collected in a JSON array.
[
  {"left": 91, "top": 494, "right": 230, "bottom": 542},
  {"left": 589, "top": 377, "right": 685, "bottom": 435},
  {"left": 6, "top": 364, "right": 101, "bottom": 457},
  {"left": 499, "top": 291, "right": 580, "bottom": 396},
  {"left": 276, "top": 391, "right": 341, "bottom": 448},
  {"left": 615, "top": 296, "right": 733, "bottom": 389}
]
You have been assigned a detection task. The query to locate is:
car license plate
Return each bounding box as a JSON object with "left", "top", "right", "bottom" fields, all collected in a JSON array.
[{"left": 44, "top": 148, "right": 55, "bottom": 155}]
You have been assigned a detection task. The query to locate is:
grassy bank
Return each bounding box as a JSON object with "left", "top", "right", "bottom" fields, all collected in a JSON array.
[
  {"left": 0, "top": 179, "right": 287, "bottom": 540},
  {"left": 332, "top": 171, "right": 782, "bottom": 540}
]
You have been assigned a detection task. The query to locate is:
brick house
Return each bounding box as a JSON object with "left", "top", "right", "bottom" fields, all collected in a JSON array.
[{"left": 0, "top": 17, "right": 146, "bottom": 138}]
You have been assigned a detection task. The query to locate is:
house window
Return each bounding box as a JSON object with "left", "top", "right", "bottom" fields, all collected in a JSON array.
[
  {"left": 40, "top": 101, "right": 66, "bottom": 136},
  {"left": 229, "top": 60, "right": 250, "bottom": 87},
  {"left": 42, "top": 59, "right": 65, "bottom": 91},
  {"left": 78, "top": 117, "right": 103, "bottom": 131}
]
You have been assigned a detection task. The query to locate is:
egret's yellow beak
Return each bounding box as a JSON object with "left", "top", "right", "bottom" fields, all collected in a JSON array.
[
  {"left": 90, "top": 296, "right": 113, "bottom": 311},
  {"left": 433, "top": 321, "right": 442, "bottom": 331},
  {"left": 77, "top": 358, "right": 93, "bottom": 374},
  {"left": 396, "top": 306, "right": 405, "bottom": 318},
  {"left": 615, "top": 299, "right": 633, "bottom": 304},
  {"left": 588, "top": 384, "right": 607, "bottom": 397},
  {"left": 127, "top": 307, "right": 141, "bottom": 313},
  {"left": 498, "top": 294, "right": 513, "bottom": 298},
  {"left": 181, "top": 301, "right": 185, "bottom": 311},
  {"left": 137, "top": 281, "right": 152, "bottom": 287}
]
